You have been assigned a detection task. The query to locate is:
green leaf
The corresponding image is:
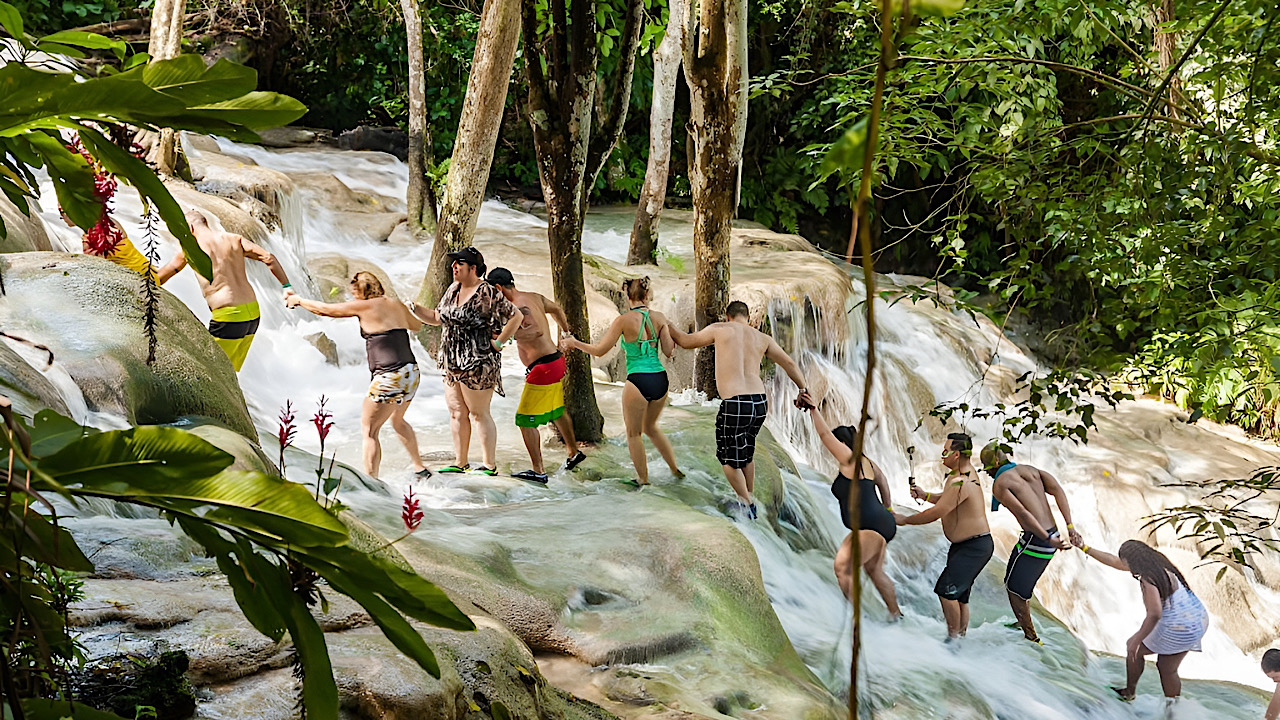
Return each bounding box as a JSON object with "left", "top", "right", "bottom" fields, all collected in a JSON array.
[
  {"left": 5, "top": 505, "right": 93, "bottom": 572},
  {"left": 39, "top": 425, "right": 234, "bottom": 489},
  {"left": 0, "top": 1, "right": 23, "bottom": 40},
  {"left": 75, "top": 126, "right": 213, "bottom": 280},
  {"left": 30, "top": 408, "right": 95, "bottom": 457},
  {"left": 818, "top": 117, "right": 869, "bottom": 186},
  {"left": 198, "top": 471, "right": 349, "bottom": 546},
  {"left": 141, "top": 56, "right": 257, "bottom": 106},
  {"left": 184, "top": 91, "right": 308, "bottom": 132},
  {"left": 304, "top": 545, "right": 474, "bottom": 631},
  {"left": 325, "top": 573, "right": 440, "bottom": 677},
  {"left": 37, "top": 30, "right": 127, "bottom": 56},
  {"left": 22, "top": 698, "right": 128, "bottom": 720},
  {"left": 176, "top": 518, "right": 287, "bottom": 641},
  {"left": 24, "top": 131, "right": 99, "bottom": 229}
]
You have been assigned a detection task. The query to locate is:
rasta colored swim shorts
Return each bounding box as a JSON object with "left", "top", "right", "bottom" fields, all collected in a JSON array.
[
  {"left": 208, "top": 302, "right": 260, "bottom": 372},
  {"left": 515, "top": 352, "right": 566, "bottom": 428}
]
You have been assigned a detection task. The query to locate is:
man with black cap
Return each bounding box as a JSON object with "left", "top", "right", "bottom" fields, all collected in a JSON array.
[{"left": 487, "top": 267, "right": 586, "bottom": 483}]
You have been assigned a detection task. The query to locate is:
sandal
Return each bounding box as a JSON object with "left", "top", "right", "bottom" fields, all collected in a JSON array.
[
  {"left": 1109, "top": 686, "right": 1134, "bottom": 702},
  {"left": 473, "top": 466, "right": 499, "bottom": 477},
  {"left": 438, "top": 464, "right": 470, "bottom": 474},
  {"left": 619, "top": 478, "right": 648, "bottom": 488},
  {"left": 564, "top": 451, "right": 587, "bottom": 471}
]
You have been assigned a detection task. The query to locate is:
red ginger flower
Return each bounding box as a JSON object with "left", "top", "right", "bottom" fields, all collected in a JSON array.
[{"left": 402, "top": 488, "right": 423, "bottom": 532}]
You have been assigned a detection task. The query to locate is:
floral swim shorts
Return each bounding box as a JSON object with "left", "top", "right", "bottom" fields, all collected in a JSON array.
[{"left": 368, "top": 363, "right": 421, "bottom": 404}]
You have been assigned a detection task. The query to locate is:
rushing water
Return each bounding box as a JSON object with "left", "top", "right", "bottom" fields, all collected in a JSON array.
[{"left": 19, "top": 136, "right": 1277, "bottom": 718}]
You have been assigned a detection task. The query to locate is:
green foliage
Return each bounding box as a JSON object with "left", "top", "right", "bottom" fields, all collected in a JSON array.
[
  {"left": 0, "top": 8, "right": 305, "bottom": 279},
  {"left": 1, "top": 405, "right": 472, "bottom": 720}
]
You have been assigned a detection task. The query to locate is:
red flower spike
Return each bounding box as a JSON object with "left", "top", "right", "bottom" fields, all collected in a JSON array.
[
  {"left": 277, "top": 400, "right": 297, "bottom": 450},
  {"left": 402, "top": 488, "right": 423, "bottom": 533}
]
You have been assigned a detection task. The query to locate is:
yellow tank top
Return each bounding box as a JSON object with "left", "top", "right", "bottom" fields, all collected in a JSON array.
[{"left": 103, "top": 232, "right": 157, "bottom": 283}]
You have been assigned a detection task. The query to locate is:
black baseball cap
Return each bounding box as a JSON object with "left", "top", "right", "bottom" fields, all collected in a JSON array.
[
  {"left": 487, "top": 267, "right": 515, "bottom": 288},
  {"left": 446, "top": 246, "right": 486, "bottom": 275}
]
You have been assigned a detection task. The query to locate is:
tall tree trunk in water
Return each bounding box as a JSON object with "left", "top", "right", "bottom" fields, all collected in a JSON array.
[
  {"left": 401, "top": 0, "right": 438, "bottom": 238},
  {"left": 522, "top": 0, "right": 644, "bottom": 442},
  {"left": 416, "top": 0, "right": 521, "bottom": 313},
  {"left": 148, "top": 0, "right": 184, "bottom": 176},
  {"left": 1152, "top": 0, "right": 1183, "bottom": 119},
  {"left": 627, "top": 0, "right": 692, "bottom": 266},
  {"left": 684, "top": 0, "right": 748, "bottom": 396}
]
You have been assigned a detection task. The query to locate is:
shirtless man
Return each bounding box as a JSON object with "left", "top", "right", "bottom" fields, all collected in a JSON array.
[
  {"left": 980, "top": 442, "right": 1077, "bottom": 644},
  {"left": 158, "top": 210, "right": 293, "bottom": 371},
  {"left": 895, "top": 433, "right": 993, "bottom": 639},
  {"left": 670, "top": 301, "right": 809, "bottom": 517},
  {"left": 487, "top": 268, "right": 586, "bottom": 484}
]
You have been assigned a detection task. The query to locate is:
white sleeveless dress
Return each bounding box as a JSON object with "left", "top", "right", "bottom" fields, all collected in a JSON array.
[{"left": 1144, "top": 580, "right": 1209, "bottom": 655}]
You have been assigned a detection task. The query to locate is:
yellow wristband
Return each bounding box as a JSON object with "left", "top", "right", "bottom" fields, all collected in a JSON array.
[
  {"left": 1081, "top": 545, "right": 1090, "bottom": 554},
  {"left": 1067, "top": 524, "right": 1075, "bottom": 529}
]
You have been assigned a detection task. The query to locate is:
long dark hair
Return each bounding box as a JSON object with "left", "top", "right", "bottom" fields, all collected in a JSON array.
[
  {"left": 832, "top": 425, "right": 870, "bottom": 479},
  {"left": 1118, "top": 540, "right": 1189, "bottom": 600}
]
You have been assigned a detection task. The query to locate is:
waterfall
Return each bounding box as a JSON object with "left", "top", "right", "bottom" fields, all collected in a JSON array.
[{"left": 19, "top": 137, "right": 1277, "bottom": 718}]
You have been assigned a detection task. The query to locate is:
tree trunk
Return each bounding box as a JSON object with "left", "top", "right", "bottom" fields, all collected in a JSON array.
[
  {"left": 401, "top": 0, "right": 438, "bottom": 238},
  {"left": 149, "top": 0, "right": 184, "bottom": 176},
  {"left": 417, "top": 0, "right": 521, "bottom": 313},
  {"left": 627, "top": 0, "right": 692, "bottom": 266},
  {"left": 684, "top": 0, "right": 748, "bottom": 396},
  {"left": 1152, "top": 0, "right": 1182, "bottom": 119}
]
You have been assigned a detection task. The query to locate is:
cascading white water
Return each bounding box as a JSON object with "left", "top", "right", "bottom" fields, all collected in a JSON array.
[{"left": 20, "top": 136, "right": 1276, "bottom": 718}]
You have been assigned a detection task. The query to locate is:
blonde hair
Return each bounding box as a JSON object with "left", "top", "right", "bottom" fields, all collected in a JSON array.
[
  {"left": 623, "top": 276, "right": 650, "bottom": 302},
  {"left": 351, "top": 271, "right": 385, "bottom": 299}
]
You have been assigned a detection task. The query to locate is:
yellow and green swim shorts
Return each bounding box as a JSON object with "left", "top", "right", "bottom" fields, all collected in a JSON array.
[{"left": 208, "top": 302, "right": 261, "bottom": 372}]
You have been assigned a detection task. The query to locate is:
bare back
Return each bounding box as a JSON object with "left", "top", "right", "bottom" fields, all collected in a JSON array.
[
  {"left": 354, "top": 296, "right": 420, "bottom": 334},
  {"left": 511, "top": 290, "right": 558, "bottom": 365},
  {"left": 993, "top": 465, "right": 1054, "bottom": 532},
  {"left": 709, "top": 321, "right": 771, "bottom": 398},
  {"left": 196, "top": 231, "right": 257, "bottom": 311},
  {"left": 617, "top": 307, "right": 669, "bottom": 343},
  {"left": 941, "top": 469, "right": 991, "bottom": 542}
]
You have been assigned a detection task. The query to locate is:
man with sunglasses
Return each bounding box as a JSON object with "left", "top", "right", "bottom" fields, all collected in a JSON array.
[{"left": 895, "top": 432, "right": 993, "bottom": 640}]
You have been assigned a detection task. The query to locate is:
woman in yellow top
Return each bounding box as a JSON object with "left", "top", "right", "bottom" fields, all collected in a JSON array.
[{"left": 59, "top": 210, "right": 156, "bottom": 282}]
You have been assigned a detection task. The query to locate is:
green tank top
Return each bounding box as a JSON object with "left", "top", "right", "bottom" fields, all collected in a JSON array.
[{"left": 620, "top": 308, "right": 665, "bottom": 375}]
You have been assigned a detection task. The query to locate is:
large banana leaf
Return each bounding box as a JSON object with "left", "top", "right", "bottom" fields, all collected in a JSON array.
[
  {"left": 176, "top": 517, "right": 288, "bottom": 641},
  {"left": 325, "top": 574, "right": 441, "bottom": 677},
  {"left": 78, "top": 126, "right": 210, "bottom": 280},
  {"left": 241, "top": 548, "right": 339, "bottom": 720},
  {"left": 181, "top": 92, "right": 309, "bottom": 132},
  {"left": 29, "top": 408, "right": 96, "bottom": 457},
  {"left": 39, "top": 425, "right": 234, "bottom": 488},
  {"left": 304, "top": 545, "right": 474, "bottom": 631},
  {"left": 141, "top": 56, "right": 257, "bottom": 106}
]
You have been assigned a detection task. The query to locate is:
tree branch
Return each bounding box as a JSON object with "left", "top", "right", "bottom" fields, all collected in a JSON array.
[
  {"left": 586, "top": 0, "right": 644, "bottom": 185},
  {"left": 1130, "top": 0, "right": 1234, "bottom": 140}
]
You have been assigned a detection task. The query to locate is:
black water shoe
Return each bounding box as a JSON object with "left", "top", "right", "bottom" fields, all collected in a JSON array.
[
  {"left": 564, "top": 451, "right": 587, "bottom": 471},
  {"left": 513, "top": 469, "right": 549, "bottom": 484}
]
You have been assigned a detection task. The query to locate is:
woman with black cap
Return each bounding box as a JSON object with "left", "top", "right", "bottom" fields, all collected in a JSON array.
[{"left": 409, "top": 247, "right": 520, "bottom": 475}]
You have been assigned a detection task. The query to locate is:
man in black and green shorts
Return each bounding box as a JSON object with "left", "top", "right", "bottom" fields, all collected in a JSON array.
[{"left": 981, "top": 442, "right": 1078, "bottom": 644}]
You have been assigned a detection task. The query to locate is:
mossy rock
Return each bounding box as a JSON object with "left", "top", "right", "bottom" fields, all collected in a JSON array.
[
  {"left": 0, "top": 196, "right": 54, "bottom": 253},
  {"left": 0, "top": 252, "right": 255, "bottom": 437},
  {"left": 0, "top": 339, "right": 70, "bottom": 418}
]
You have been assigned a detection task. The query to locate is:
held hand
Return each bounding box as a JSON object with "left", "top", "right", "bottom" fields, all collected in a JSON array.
[
  {"left": 285, "top": 294, "right": 303, "bottom": 309},
  {"left": 893, "top": 512, "right": 908, "bottom": 526},
  {"left": 1050, "top": 535, "right": 1072, "bottom": 551},
  {"left": 793, "top": 389, "right": 815, "bottom": 411},
  {"left": 283, "top": 287, "right": 297, "bottom": 302},
  {"left": 558, "top": 336, "right": 576, "bottom": 353},
  {"left": 1068, "top": 528, "right": 1084, "bottom": 547}
]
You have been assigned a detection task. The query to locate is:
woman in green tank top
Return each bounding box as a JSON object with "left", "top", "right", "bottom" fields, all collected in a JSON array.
[{"left": 561, "top": 277, "right": 684, "bottom": 486}]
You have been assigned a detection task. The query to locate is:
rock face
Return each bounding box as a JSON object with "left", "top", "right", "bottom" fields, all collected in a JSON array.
[
  {"left": 0, "top": 252, "right": 255, "bottom": 437},
  {"left": 0, "top": 339, "right": 70, "bottom": 418},
  {"left": 307, "top": 253, "right": 402, "bottom": 302}
]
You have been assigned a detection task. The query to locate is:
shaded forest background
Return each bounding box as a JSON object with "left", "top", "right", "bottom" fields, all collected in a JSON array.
[{"left": 16, "top": 0, "right": 1280, "bottom": 439}]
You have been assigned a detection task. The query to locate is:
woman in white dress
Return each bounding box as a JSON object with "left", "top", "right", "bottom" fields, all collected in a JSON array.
[{"left": 1075, "top": 538, "right": 1209, "bottom": 701}]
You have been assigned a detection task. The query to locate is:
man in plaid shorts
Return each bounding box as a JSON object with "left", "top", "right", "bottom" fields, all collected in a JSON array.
[{"left": 671, "top": 301, "right": 809, "bottom": 518}]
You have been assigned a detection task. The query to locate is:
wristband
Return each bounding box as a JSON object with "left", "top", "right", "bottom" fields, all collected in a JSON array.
[
  {"left": 1081, "top": 544, "right": 1090, "bottom": 554},
  {"left": 282, "top": 283, "right": 292, "bottom": 289},
  {"left": 1067, "top": 524, "right": 1075, "bottom": 529}
]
